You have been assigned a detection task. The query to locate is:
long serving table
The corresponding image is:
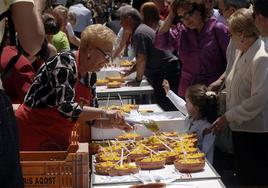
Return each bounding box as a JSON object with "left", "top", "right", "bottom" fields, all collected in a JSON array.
[
  {"left": 96, "top": 67, "right": 154, "bottom": 104},
  {"left": 96, "top": 79, "right": 154, "bottom": 104},
  {"left": 91, "top": 159, "right": 221, "bottom": 186},
  {"left": 89, "top": 104, "right": 225, "bottom": 188},
  {"left": 91, "top": 179, "right": 226, "bottom": 188}
]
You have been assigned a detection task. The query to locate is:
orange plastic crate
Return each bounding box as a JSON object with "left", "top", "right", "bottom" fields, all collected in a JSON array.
[{"left": 20, "top": 134, "right": 89, "bottom": 188}]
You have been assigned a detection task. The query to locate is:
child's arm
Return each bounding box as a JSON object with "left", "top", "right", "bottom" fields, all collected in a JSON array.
[
  {"left": 162, "top": 80, "right": 188, "bottom": 115},
  {"left": 166, "top": 90, "right": 188, "bottom": 115}
]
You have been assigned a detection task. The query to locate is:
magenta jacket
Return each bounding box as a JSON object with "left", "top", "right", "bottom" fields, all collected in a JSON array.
[{"left": 154, "top": 17, "right": 230, "bottom": 97}]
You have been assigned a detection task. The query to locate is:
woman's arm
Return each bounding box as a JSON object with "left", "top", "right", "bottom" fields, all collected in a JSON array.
[
  {"left": 158, "top": 7, "right": 176, "bottom": 33},
  {"left": 79, "top": 107, "right": 132, "bottom": 131},
  {"left": 66, "top": 23, "right": 80, "bottom": 47},
  {"left": 112, "top": 29, "right": 132, "bottom": 59},
  {"left": 11, "top": 1, "right": 45, "bottom": 56}
]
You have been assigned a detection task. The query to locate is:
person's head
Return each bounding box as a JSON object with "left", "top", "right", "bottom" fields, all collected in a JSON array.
[
  {"left": 174, "top": 0, "right": 207, "bottom": 30},
  {"left": 53, "top": 5, "right": 69, "bottom": 26},
  {"left": 119, "top": 5, "right": 142, "bottom": 31},
  {"left": 253, "top": 0, "right": 268, "bottom": 37},
  {"left": 42, "top": 13, "right": 60, "bottom": 41},
  {"left": 140, "top": 2, "right": 160, "bottom": 29},
  {"left": 132, "top": 0, "right": 149, "bottom": 11},
  {"left": 218, "top": 0, "right": 250, "bottom": 19},
  {"left": 110, "top": 10, "right": 120, "bottom": 21},
  {"left": 79, "top": 24, "right": 116, "bottom": 74},
  {"left": 185, "top": 84, "right": 218, "bottom": 123},
  {"left": 228, "top": 8, "right": 259, "bottom": 52}
]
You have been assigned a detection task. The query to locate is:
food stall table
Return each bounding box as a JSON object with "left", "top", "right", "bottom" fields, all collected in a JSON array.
[
  {"left": 96, "top": 66, "right": 153, "bottom": 104},
  {"left": 96, "top": 79, "right": 154, "bottom": 104},
  {"left": 91, "top": 179, "right": 226, "bottom": 188},
  {"left": 91, "top": 159, "right": 220, "bottom": 186}
]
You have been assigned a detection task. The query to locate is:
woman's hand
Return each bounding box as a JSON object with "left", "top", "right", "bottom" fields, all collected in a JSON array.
[
  {"left": 120, "top": 64, "right": 136, "bottom": 77},
  {"left": 114, "top": 122, "right": 133, "bottom": 132},
  {"left": 102, "top": 110, "right": 133, "bottom": 132},
  {"left": 162, "top": 79, "right": 170, "bottom": 94},
  {"left": 210, "top": 115, "right": 229, "bottom": 134},
  {"left": 103, "top": 110, "right": 124, "bottom": 124},
  {"left": 208, "top": 79, "right": 223, "bottom": 93}
]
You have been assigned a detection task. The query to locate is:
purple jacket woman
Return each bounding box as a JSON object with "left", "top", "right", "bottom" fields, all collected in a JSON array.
[{"left": 154, "top": 1, "right": 229, "bottom": 97}]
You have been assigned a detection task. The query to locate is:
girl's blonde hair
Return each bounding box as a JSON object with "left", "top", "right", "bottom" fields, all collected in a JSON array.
[
  {"left": 185, "top": 84, "right": 218, "bottom": 123},
  {"left": 80, "top": 24, "right": 116, "bottom": 52},
  {"left": 228, "top": 8, "right": 259, "bottom": 38}
]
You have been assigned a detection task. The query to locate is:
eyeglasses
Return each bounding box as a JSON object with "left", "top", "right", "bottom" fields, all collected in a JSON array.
[
  {"left": 96, "top": 47, "right": 112, "bottom": 62},
  {"left": 177, "top": 5, "right": 196, "bottom": 21}
]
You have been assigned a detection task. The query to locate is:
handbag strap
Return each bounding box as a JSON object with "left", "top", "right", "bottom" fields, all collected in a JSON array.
[{"left": 0, "top": 9, "right": 22, "bottom": 80}]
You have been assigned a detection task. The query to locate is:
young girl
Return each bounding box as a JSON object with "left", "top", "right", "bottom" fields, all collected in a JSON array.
[{"left": 162, "top": 79, "right": 218, "bottom": 163}]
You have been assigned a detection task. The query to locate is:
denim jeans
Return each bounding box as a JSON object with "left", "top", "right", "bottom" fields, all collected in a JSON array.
[{"left": 0, "top": 90, "right": 23, "bottom": 187}]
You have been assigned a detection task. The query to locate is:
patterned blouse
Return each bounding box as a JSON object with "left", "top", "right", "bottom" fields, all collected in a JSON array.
[{"left": 24, "top": 51, "right": 97, "bottom": 121}]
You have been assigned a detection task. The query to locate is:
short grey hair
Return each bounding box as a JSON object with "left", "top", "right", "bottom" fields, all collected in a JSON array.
[
  {"left": 119, "top": 5, "right": 142, "bottom": 23},
  {"left": 223, "top": 0, "right": 250, "bottom": 9}
]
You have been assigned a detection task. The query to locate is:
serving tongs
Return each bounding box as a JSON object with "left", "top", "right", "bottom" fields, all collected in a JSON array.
[{"left": 124, "top": 111, "right": 159, "bottom": 132}]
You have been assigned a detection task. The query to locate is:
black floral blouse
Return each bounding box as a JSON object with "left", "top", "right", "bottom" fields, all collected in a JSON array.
[{"left": 24, "top": 51, "right": 97, "bottom": 121}]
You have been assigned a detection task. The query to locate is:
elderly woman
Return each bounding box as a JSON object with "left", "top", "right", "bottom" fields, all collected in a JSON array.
[
  {"left": 15, "top": 24, "right": 132, "bottom": 151},
  {"left": 154, "top": 0, "right": 230, "bottom": 97},
  {"left": 212, "top": 8, "right": 268, "bottom": 186}
]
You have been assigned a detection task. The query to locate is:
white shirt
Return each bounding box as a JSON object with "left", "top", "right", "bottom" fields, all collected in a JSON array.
[
  {"left": 225, "top": 38, "right": 268, "bottom": 132},
  {"left": 262, "top": 37, "right": 268, "bottom": 52},
  {"left": 213, "top": 9, "right": 226, "bottom": 25},
  {"left": 69, "top": 3, "right": 93, "bottom": 33},
  {"left": 225, "top": 39, "right": 241, "bottom": 77},
  {"left": 65, "top": 22, "right": 75, "bottom": 37},
  {"left": 166, "top": 90, "right": 215, "bottom": 163},
  {"left": 0, "top": 0, "right": 33, "bottom": 90}
]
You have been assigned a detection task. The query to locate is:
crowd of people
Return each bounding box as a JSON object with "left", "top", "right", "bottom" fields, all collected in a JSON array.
[{"left": 1, "top": 0, "right": 268, "bottom": 187}]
